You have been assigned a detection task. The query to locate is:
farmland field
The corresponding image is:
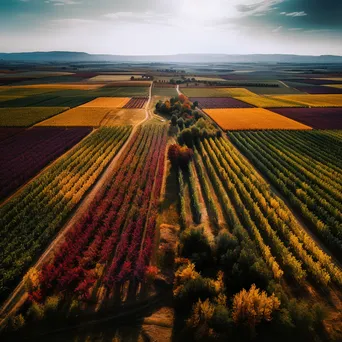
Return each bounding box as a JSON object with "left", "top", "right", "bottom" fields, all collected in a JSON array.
[
  {"left": 102, "top": 108, "right": 146, "bottom": 126},
  {"left": 0, "top": 127, "right": 23, "bottom": 141},
  {"left": 325, "top": 84, "right": 342, "bottom": 89},
  {"left": 0, "top": 127, "right": 91, "bottom": 200},
  {"left": 152, "top": 87, "right": 178, "bottom": 96},
  {"left": 205, "top": 108, "right": 311, "bottom": 130},
  {"left": 270, "top": 108, "right": 342, "bottom": 129},
  {"left": 235, "top": 96, "right": 303, "bottom": 108},
  {"left": 87, "top": 75, "right": 144, "bottom": 82},
  {"left": 29, "top": 124, "right": 167, "bottom": 307},
  {"left": 181, "top": 87, "right": 255, "bottom": 97},
  {"left": 37, "top": 107, "right": 112, "bottom": 127},
  {"left": 229, "top": 130, "right": 342, "bottom": 256},
  {"left": 272, "top": 94, "right": 342, "bottom": 107},
  {"left": 91, "top": 87, "right": 149, "bottom": 97},
  {"left": 245, "top": 86, "right": 303, "bottom": 95},
  {"left": 0, "top": 126, "right": 131, "bottom": 302},
  {"left": 0, "top": 107, "right": 68, "bottom": 126},
  {"left": 294, "top": 86, "right": 342, "bottom": 94},
  {"left": 123, "top": 97, "right": 148, "bottom": 109},
  {"left": 189, "top": 97, "right": 254, "bottom": 108},
  {"left": 80, "top": 97, "right": 131, "bottom": 108}
]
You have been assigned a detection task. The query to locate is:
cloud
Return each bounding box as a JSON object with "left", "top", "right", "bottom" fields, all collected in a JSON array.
[
  {"left": 280, "top": 11, "right": 307, "bottom": 17},
  {"left": 272, "top": 26, "right": 282, "bottom": 32},
  {"left": 236, "top": 0, "right": 285, "bottom": 16},
  {"left": 45, "top": 0, "right": 81, "bottom": 5}
]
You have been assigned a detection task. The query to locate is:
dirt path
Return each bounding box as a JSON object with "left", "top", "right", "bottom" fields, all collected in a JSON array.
[{"left": 0, "top": 85, "right": 153, "bottom": 323}]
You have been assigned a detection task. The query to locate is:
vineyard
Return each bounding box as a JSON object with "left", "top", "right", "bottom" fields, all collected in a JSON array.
[
  {"left": 0, "top": 126, "right": 131, "bottom": 302},
  {"left": 0, "top": 127, "right": 91, "bottom": 201},
  {"left": 29, "top": 124, "right": 167, "bottom": 305},
  {"left": 228, "top": 130, "right": 342, "bottom": 257},
  {"left": 190, "top": 135, "right": 342, "bottom": 287}
]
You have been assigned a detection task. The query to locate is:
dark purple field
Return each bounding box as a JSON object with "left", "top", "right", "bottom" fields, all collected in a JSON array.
[
  {"left": 0, "top": 127, "right": 91, "bottom": 200},
  {"left": 189, "top": 97, "right": 254, "bottom": 108},
  {"left": 295, "top": 86, "right": 342, "bottom": 94},
  {"left": 270, "top": 108, "right": 342, "bottom": 129},
  {"left": 0, "top": 128, "right": 24, "bottom": 142},
  {"left": 284, "top": 78, "right": 342, "bottom": 86}
]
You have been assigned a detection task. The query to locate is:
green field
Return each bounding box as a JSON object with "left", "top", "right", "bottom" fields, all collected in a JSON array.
[
  {"left": 0, "top": 107, "right": 68, "bottom": 126},
  {"left": 152, "top": 87, "right": 178, "bottom": 96}
]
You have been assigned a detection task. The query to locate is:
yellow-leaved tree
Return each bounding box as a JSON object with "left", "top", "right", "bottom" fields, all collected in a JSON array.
[{"left": 232, "top": 284, "right": 280, "bottom": 333}]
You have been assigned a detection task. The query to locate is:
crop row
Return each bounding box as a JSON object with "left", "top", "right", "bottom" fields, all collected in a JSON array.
[
  {"left": 229, "top": 131, "right": 342, "bottom": 256},
  {"left": 0, "top": 126, "right": 132, "bottom": 303},
  {"left": 35, "top": 124, "right": 168, "bottom": 302},
  {"left": 0, "top": 127, "right": 91, "bottom": 201},
  {"left": 123, "top": 97, "right": 148, "bottom": 109},
  {"left": 196, "top": 136, "right": 342, "bottom": 286}
]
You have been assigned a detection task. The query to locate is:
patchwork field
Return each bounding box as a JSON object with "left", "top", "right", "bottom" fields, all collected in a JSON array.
[
  {"left": 2, "top": 83, "right": 107, "bottom": 90},
  {"left": 272, "top": 94, "right": 342, "bottom": 107},
  {"left": 91, "top": 86, "right": 149, "bottom": 97},
  {"left": 325, "top": 84, "right": 342, "bottom": 89},
  {"left": 270, "top": 108, "right": 342, "bottom": 129},
  {"left": 37, "top": 107, "right": 111, "bottom": 127},
  {"left": 0, "top": 107, "right": 68, "bottom": 126},
  {"left": 245, "top": 86, "right": 302, "bottom": 95},
  {"left": 181, "top": 87, "right": 255, "bottom": 97},
  {"left": 236, "top": 96, "right": 303, "bottom": 108},
  {"left": 0, "top": 127, "right": 91, "bottom": 200},
  {"left": 80, "top": 97, "right": 131, "bottom": 108},
  {"left": 102, "top": 108, "right": 146, "bottom": 126},
  {"left": 205, "top": 108, "right": 312, "bottom": 130},
  {"left": 0, "top": 127, "right": 23, "bottom": 142},
  {"left": 190, "top": 97, "right": 254, "bottom": 108}
]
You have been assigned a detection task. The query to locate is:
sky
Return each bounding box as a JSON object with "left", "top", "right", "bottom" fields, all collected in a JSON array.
[{"left": 0, "top": 0, "right": 342, "bottom": 55}]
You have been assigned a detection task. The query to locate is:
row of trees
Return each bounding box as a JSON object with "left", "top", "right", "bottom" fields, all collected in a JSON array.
[
  {"left": 0, "top": 126, "right": 132, "bottom": 303},
  {"left": 229, "top": 132, "right": 342, "bottom": 286}
]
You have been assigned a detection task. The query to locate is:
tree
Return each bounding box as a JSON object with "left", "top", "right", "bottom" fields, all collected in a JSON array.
[
  {"left": 171, "top": 114, "right": 178, "bottom": 126},
  {"left": 130, "top": 76, "right": 135, "bottom": 81},
  {"left": 177, "top": 117, "right": 184, "bottom": 130},
  {"left": 168, "top": 144, "right": 180, "bottom": 166},
  {"left": 232, "top": 284, "right": 280, "bottom": 335}
]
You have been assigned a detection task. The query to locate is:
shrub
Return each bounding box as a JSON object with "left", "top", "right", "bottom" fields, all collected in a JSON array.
[{"left": 27, "top": 302, "right": 45, "bottom": 321}]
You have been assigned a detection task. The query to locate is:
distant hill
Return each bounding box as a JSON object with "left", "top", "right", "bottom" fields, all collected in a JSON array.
[{"left": 0, "top": 51, "right": 342, "bottom": 63}]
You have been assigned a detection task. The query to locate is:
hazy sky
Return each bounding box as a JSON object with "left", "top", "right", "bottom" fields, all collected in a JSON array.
[{"left": 1, "top": 0, "right": 342, "bottom": 55}]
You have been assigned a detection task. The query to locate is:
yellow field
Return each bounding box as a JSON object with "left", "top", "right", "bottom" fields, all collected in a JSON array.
[
  {"left": 88, "top": 75, "right": 144, "bottom": 82},
  {"left": 102, "top": 108, "right": 146, "bottom": 126},
  {"left": 226, "top": 88, "right": 256, "bottom": 97},
  {"left": 205, "top": 108, "right": 312, "bottom": 130},
  {"left": 0, "top": 95, "right": 26, "bottom": 102},
  {"left": 236, "top": 96, "right": 302, "bottom": 108},
  {"left": 324, "top": 84, "right": 342, "bottom": 89},
  {"left": 271, "top": 94, "right": 342, "bottom": 107},
  {"left": 80, "top": 97, "right": 131, "bottom": 108},
  {"left": 37, "top": 107, "right": 111, "bottom": 127}
]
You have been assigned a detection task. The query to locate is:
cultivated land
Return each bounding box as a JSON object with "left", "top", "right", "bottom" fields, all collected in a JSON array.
[
  {"left": 0, "top": 107, "right": 69, "bottom": 126},
  {"left": 205, "top": 108, "right": 312, "bottom": 130},
  {"left": 0, "top": 61, "right": 341, "bottom": 342}
]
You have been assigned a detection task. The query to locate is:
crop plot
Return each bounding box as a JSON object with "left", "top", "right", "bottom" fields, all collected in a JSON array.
[
  {"left": 123, "top": 97, "right": 148, "bottom": 109},
  {"left": 37, "top": 107, "right": 111, "bottom": 127},
  {"left": 0, "top": 107, "right": 68, "bottom": 126},
  {"left": 294, "top": 86, "right": 342, "bottom": 94},
  {"left": 88, "top": 75, "right": 144, "bottom": 82},
  {"left": 181, "top": 87, "right": 255, "bottom": 97},
  {"left": 270, "top": 108, "right": 342, "bottom": 129},
  {"left": 0, "top": 127, "right": 91, "bottom": 200},
  {"left": 272, "top": 94, "right": 342, "bottom": 107},
  {"left": 205, "top": 108, "right": 312, "bottom": 130},
  {"left": 80, "top": 97, "right": 131, "bottom": 108},
  {"left": 0, "top": 126, "right": 132, "bottom": 302},
  {"left": 236, "top": 96, "right": 303, "bottom": 108},
  {"left": 189, "top": 97, "right": 254, "bottom": 108},
  {"left": 102, "top": 108, "right": 146, "bottom": 126}
]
